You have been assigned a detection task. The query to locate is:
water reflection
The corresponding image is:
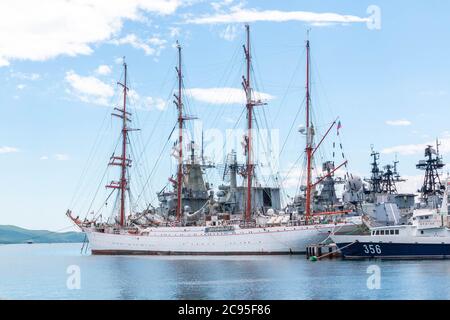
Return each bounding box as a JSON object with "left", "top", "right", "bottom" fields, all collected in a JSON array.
[{"left": 1, "top": 244, "right": 450, "bottom": 299}]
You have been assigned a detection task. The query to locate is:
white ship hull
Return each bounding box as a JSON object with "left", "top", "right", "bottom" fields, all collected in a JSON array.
[{"left": 85, "top": 222, "right": 359, "bottom": 255}]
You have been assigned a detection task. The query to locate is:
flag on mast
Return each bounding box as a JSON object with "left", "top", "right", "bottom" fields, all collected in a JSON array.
[{"left": 337, "top": 121, "right": 342, "bottom": 136}]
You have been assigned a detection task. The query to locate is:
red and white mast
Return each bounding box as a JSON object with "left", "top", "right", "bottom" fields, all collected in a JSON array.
[
  {"left": 243, "top": 25, "right": 253, "bottom": 223},
  {"left": 175, "top": 41, "right": 183, "bottom": 222},
  {"left": 303, "top": 36, "right": 348, "bottom": 221},
  {"left": 305, "top": 36, "right": 313, "bottom": 223},
  {"left": 242, "top": 25, "right": 265, "bottom": 223},
  {"left": 107, "top": 59, "right": 131, "bottom": 227}
]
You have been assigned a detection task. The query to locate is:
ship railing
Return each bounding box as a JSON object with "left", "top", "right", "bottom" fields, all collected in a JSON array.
[{"left": 239, "top": 221, "right": 257, "bottom": 228}]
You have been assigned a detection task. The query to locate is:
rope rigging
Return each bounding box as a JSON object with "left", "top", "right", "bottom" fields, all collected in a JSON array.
[{"left": 68, "top": 27, "right": 354, "bottom": 225}]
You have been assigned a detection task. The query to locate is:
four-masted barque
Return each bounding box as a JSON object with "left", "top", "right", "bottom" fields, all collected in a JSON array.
[{"left": 67, "top": 25, "right": 361, "bottom": 255}]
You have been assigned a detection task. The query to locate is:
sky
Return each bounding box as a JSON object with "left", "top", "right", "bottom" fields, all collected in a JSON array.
[{"left": 1, "top": 0, "right": 450, "bottom": 231}]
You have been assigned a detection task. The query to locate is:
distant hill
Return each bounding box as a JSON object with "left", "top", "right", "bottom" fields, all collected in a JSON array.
[{"left": 0, "top": 225, "right": 85, "bottom": 244}]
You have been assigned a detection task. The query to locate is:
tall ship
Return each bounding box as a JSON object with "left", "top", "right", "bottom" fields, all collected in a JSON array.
[{"left": 67, "top": 25, "right": 361, "bottom": 255}]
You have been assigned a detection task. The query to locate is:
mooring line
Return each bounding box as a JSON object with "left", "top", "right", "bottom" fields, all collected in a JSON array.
[{"left": 316, "top": 241, "right": 357, "bottom": 260}]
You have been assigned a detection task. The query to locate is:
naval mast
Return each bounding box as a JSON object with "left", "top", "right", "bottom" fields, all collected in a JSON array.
[{"left": 416, "top": 140, "right": 445, "bottom": 206}]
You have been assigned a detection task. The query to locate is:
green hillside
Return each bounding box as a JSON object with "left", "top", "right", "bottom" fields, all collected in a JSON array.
[{"left": 0, "top": 225, "right": 85, "bottom": 244}]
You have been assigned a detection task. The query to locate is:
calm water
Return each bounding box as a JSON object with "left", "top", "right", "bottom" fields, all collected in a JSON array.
[{"left": 1, "top": 243, "right": 449, "bottom": 300}]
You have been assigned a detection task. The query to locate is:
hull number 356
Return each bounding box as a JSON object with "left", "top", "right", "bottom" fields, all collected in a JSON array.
[{"left": 363, "top": 244, "right": 382, "bottom": 254}]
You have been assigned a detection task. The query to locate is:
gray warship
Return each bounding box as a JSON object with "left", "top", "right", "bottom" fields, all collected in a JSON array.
[
  {"left": 344, "top": 141, "right": 447, "bottom": 227},
  {"left": 157, "top": 140, "right": 214, "bottom": 220},
  {"left": 215, "top": 150, "right": 281, "bottom": 215},
  {"left": 287, "top": 160, "right": 353, "bottom": 215},
  {"left": 153, "top": 147, "right": 282, "bottom": 226},
  {"left": 357, "top": 148, "right": 415, "bottom": 226}
]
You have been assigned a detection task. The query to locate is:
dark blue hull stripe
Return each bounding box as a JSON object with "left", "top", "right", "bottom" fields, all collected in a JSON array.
[{"left": 336, "top": 242, "right": 450, "bottom": 259}]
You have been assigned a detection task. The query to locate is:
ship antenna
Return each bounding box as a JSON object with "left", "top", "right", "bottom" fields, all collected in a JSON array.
[
  {"left": 436, "top": 138, "right": 441, "bottom": 157},
  {"left": 175, "top": 41, "right": 183, "bottom": 223},
  {"left": 305, "top": 30, "right": 313, "bottom": 223},
  {"left": 106, "top": 58, "right": 131, "bottom": 227},
  {"left": 201, "top": 130, "right": 204, "bottom": 166},
  {"left": 394, "top": 153, "right": 400, "bottom": 179}
]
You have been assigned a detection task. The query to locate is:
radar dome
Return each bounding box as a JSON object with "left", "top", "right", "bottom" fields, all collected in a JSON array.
[{"left": 345, "top": 175, "right": 363, "bottom": 191}]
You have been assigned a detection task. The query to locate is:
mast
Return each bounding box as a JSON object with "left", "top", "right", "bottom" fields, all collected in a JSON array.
[
  {"left": 107, "top": 59, "right": 130, "bottom": 227},
  {"left": 201, "top": 131, "right": 204, "bottom": 166},
  {"left": 416, "top": 141, "right": 445, "bottom": 204},
  {"left": 368, "top": 148, "right": 382, "bottom": 193},
  {"left": 240, "top": 25, "right": 266, "bottom": 223},
  {"left": 175, "top": 41, "right": 183, "bottom": 222},
  {"left": 305, "top": 35, "right": 313, "bottom": 223},
  {"left": 120, "top": 62, "right": 128, "bottom": 227},
  {"left": 300, "top": 34, "right": 348, "bottom": 218},
  {"left": 244, "top": 25, "right": 253, "bottom": 223}
]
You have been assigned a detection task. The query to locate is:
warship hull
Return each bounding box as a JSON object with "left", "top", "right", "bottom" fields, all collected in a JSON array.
[
  {"left": 85, "top": 222, "right": 359, "bottom": 255},
  {"left": 332, "top": 223, "right": 450, "bottom": 259},
  {"left": 335, "top": 241, "right": 450, "bottom": 259}
]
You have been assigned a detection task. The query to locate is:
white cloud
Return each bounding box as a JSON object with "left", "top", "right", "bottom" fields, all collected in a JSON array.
[
  {"left": 0, "top": 57, "right": 9, "bottom": 67},
  {"left": 186, "top": 7, "right": 368, "bottom": 25},
  {"left": 111, "top": 34, "right": 154, "bottom": 55},
  {"left": 0, "top": 146, "right": 19, "bottom": 154},
  {"left": 65, "top": 70, "right": 114, "bottom": 106},
  {"left": 185, "top": 87, "right": 274, "bottom": 105},
  {"left": 419, "top": 90, "right": 447, "bottom": 97},
  {"left": 17, "top": 84, "right": 26, "bottom": 90},
  {"left": 169, "top": 27, "right": 181, "bottom": 37},
  {"left": 110, "top": 34, "right": 166, "bottom": 56},
  {"left": 128, "top": 89, "right": 167, "bottom": 111},
  {"left": 148, "top": 36, "right": 167, "bottom": 47},
  {"left": 0, "top": 0, "right": 180, "bottom": 66},
  {"left": 382, "top": 133, "right": 450, "bottom": 156},
  {"left": 145, "top": 96, "right": 167, "bottom": 110},
  {"left": 65, "top": 73, "right": 166, "bottom": 110},
  {"left": 211, "top": 0, "right": 235, "bottom": 12},
  {"left": 382, "top": 143, "right": 426, "bottom": 156},
  {"left": 115, "top": 57, "right": 125, "bottom": 64},
  {"left": 40, "top": 156, "right": 49, "bottom": 160},
  {"left": 10, "top": 72, "right": 40, "bottom": 81},
  {"left": 385, "top": 119, "right": 412, "bottom": 126},
  {"left": 396, "top": 175, "right": 423, "bottom": 195},
  {"left": 219, "top": 25, "right": 238, "bottom": 41},
  {"left": 55, "top": 154, "right": 69, "bottom": 161},
  {"left": 95, "top": 65, "right": 112, "bottom": 75}
]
